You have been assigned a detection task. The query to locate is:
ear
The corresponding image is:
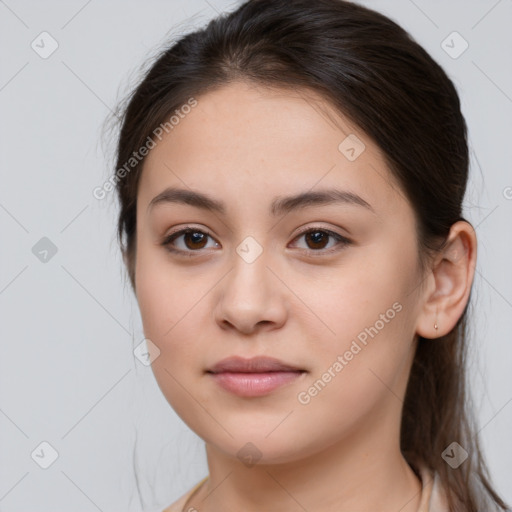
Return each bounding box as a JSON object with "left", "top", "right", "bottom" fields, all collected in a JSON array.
[{"left": 415, "top": 221, "right": 477, "bottom": 339}]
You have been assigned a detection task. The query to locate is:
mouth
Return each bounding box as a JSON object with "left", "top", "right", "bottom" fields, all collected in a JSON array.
[{"left": 206, "top": 356, "right": 306, "bottom": 397}]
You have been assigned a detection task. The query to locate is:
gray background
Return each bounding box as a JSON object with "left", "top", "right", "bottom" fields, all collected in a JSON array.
[{"left": 0, "top": 0, "right": 511, "bottom": 510}]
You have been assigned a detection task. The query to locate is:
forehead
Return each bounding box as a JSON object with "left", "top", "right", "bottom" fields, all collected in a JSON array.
[{"left": 138, "top": 81, "right": 409, "bottom": 218}]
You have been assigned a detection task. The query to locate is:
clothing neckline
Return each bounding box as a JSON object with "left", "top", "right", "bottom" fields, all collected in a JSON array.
[{"left": 165, "top": 464, "right": 448, "bottom": 512}]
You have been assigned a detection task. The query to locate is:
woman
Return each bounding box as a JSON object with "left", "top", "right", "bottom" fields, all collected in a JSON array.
[{"left": 111, "top": 0, "right": 510, "bottom": 510}]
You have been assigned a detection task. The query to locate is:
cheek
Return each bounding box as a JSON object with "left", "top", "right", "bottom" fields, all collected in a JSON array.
[
  {"left": 286, "top": 289, "right": 415, "bottom": 460},
  {"left": 292, "top": 243, "right": 419, "bottom": 403},
  {"left": 135, "top": 265, "right": 170, "bottom": 341},
  {"left": 296, "top": 241, "right": 418, "bottom": 350},
  {"left": 134, "top": 250, "right": 210, "bottom": 430},
  {"left": 297, "top": 296, "right": 412, "bottom": 407},
  {"left": 135, "top": 240, "right": 188, "bottom": 339},
  {"left": 134, "top": 241, "right": 213, "bottom": 372}
]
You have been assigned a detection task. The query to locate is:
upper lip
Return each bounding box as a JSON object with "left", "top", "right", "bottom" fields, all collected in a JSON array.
[{"left": 207, "top": 356, "right": 304, "bottom": 374}]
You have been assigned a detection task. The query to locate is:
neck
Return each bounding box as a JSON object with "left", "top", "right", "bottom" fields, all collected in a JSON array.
[{"left": 192, "top": 416, "right": 422, "bottom": 512}]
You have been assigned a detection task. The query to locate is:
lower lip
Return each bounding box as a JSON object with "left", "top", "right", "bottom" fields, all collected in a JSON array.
[{"left": 209, "top": 371, "right": 304, "bottom": 397}]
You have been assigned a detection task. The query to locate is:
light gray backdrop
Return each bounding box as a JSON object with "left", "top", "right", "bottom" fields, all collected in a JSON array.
[{"left": 0, "top": 0, "right": 511, "bottom": 511}]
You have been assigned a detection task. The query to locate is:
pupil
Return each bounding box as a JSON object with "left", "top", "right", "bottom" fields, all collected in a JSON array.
[
  {"left": 307, "top": 231, "right": 327, "bottom": 249},
  {"left": 186, "top": 231, "right": 206, "bottom": 249}
]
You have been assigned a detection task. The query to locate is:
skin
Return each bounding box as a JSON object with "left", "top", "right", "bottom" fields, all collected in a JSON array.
[{"left": 133, "top": 81, "right": 477, "bottom": 512}]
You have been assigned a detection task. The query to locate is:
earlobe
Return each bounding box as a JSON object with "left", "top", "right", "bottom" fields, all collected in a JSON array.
[{"left": 415, "top": 221, "right": 477, "bottom": 339}]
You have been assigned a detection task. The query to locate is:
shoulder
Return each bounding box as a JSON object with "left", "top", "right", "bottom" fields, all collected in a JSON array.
[
  {"left": 160, "top": 490, "right": 189, "bottom": 512},
  {"left": 161, "top": 476, "right": 208, "bottom": 512}
]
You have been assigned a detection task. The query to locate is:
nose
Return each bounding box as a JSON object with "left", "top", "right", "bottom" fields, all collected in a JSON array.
[{"left": 213, "top": 248, "right": 288, "bottom": 335}]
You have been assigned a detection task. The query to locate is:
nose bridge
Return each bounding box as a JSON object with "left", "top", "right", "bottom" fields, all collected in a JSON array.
[
  {"left": 214, "top": 238, "right": 287, "bottom": 333},
  {"left": 231, "top": 241, "right": 270, "bottom": 297}
]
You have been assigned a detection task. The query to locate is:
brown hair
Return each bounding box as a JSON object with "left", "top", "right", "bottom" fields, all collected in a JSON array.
[{"left": 110, "top": 0, "right": 509, "bottom": 509}]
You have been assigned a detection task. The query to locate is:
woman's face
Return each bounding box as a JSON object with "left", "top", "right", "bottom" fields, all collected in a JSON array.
[{"left": 134, "top": 81, "right": 426, "bottom": 463}]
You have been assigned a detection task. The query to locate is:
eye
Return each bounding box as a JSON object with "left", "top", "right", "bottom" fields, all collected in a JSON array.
[
  {"left": 161, "top": 227, "right": 219, "bottom": 255},
  {"left": 290, "top": 227, "right": 351, "bottom": 254},
  {"left": 161, "top": 226, "right": 351, "bottom": 257}
]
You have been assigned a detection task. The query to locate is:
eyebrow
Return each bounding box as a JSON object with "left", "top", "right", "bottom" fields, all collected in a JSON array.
[{"left": 147, "top": 186, "right": 376, "bottom": 216}]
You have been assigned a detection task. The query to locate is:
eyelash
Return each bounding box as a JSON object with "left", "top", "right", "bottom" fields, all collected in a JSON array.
[{"left": 161, "top": 225, "right": 352, "bottom": 258}]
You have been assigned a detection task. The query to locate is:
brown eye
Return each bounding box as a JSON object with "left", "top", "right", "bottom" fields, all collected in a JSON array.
[
  {"left": 183, "top": 230, "right": 208, "bottom": 250},
  {"left": 304, "top": 230, "right": 330, "bottom": 250},
  {"left": 291, "top": 228, "right": 352, "bottom": 255},
  {"left": 162, "top": 228, "right": 219, "bottom": 255}
]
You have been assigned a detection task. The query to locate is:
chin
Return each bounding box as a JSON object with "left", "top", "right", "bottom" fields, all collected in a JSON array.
[{"left": 198, "top": 424, "right": 326, "bottom": 466}]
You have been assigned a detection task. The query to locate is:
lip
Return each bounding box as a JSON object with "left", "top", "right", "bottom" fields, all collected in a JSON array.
[{"left": 206, "top": 356, "right": 306, "bottom": 397}]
